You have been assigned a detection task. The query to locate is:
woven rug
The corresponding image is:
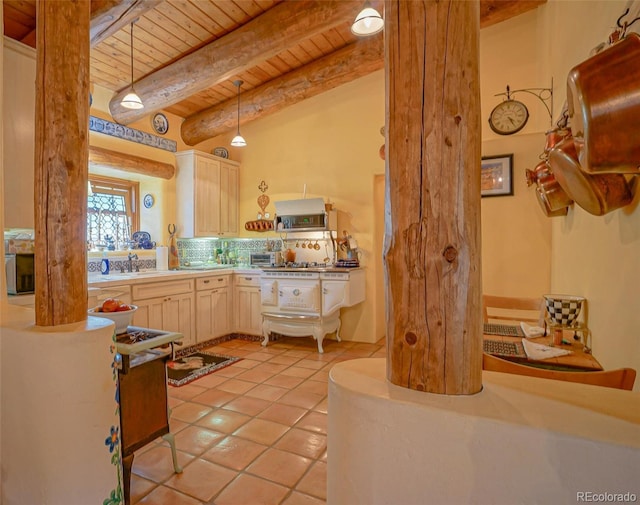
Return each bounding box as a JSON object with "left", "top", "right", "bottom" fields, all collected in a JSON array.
[{"left": 167, "top": 351, "right": 241, "bottom": 387}]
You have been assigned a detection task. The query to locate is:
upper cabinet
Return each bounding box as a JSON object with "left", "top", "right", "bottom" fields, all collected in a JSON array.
[{"left": 175, "top": 150, "right": 239, "bottom": 237}]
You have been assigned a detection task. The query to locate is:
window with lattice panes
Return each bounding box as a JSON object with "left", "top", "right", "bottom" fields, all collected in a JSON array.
[{"left": 88, "top": 175, "right": 139, "bottom": 249}]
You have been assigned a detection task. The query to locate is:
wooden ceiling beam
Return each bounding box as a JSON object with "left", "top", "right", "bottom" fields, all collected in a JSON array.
[
  {"left": 88, "top": 145, "right": 175, "bottom": 179},
  {"left": 108, "top": 0, "right": 362, "bottom": 125},
  {"left": 480, "top": 0, "right": 546, "bottom": 28},
  {"left": 181, "top": 37, "right": 384, "bottom": 145},
  {"left": 90, "top": 0, "right": 162, "bottom": 46}
]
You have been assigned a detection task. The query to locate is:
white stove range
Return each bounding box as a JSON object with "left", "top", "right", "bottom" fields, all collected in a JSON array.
[{"left": 260, "top": 267, "right": 365, "bottom": 353}]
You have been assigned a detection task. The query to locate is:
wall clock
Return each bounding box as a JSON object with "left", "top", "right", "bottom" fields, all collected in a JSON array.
[
  {"left": 488, "top": 99, "right": 529, "bottom": 135},
  {"left": 152, "top": 113, "right": 169, "bottom": 135},
  {"left": 143, "top": 194, "right": 155, "bottom": 209}
]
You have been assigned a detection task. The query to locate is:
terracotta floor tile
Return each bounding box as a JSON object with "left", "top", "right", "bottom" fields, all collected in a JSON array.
[
  {"left": 293, "top": 380, "right": 328, "bottom": 395},
  {"left": 221, "top": 395, "right": 271, "bottom": 416},
  {"left": 254, "top": 362, "right": 289, "bottom": 374},
  {"left": 136, "top": 484, "right": 202, "bottom": 505},
  {"left": 168, "top": 396, "right": 185, "bottom": 409},
  {"left": 168, "top": 417, "right": 190, "bottom": 434},
  {"left": 296, "top": 461, "right": 327, "bottom": 500},
  {"left": 232, "top": 358, "right": 263, "bottom": 369},
  {"left": 264, "top": 374, "right": 305, "bottom": 389},
  {"left": 201, "top": 435, "right": 267, "bottom": 471},
  {"left": 173, "top": 425, "right": 225, "bottom": 455},
  {"left": 130, "top": 474, "right": 156, "bottom": 504},
  {"left": 214, "top": 474, "right": 289, "bottom": 505},
  {"left": 309, "top": 370, "right": 330, "bottom": 383},
  {"left": 189, "top": 372, "right": 229, "bottom": 389},
  {"left": 213, "top": 365, "right": 245, "bottom": 378},
  {"left": 274, "top": 428, "right": 326, "bottom": 459},
  {"left": 191, "top": 388, "right": 237, "bottom": 408},
  {"left": 215, "top": 378, "right": 257, "bottom": 394},
  {"left": 170, "top": 401, "right": 213, "bottom": 423},
  {"left": 266, "top": 354, "right": 301, "bottom": 366},
  {"left": 258, "top": 403, "right": 308, "bottom": 426},
  {"left": 294, "top": 411, "right": 327, "bottom": 434},
  {"left": 232, "top": 418, "right": 290, "bottom": 445},
  {"left": 165, "top": 458, "right": 236, "bottom": 502},
  {"left": 280, "top": 366, "right": 317, "bottom": 379},
  {"left": 294, "top": 359, "right": 326, "bottom": 370},
  {"left": 168, "top": 383, "right": 208, "bottom": 401},
  {"left": 132, "top": 445, "right": 194, "bottom": 483},
  {"left": 278, "top": 389, "right": 324, "bottom": 410},
  {"left": 282, "top": 349, "right": 314, "bottom": 358},
  {"left": 282, "top": 491, "right": 327, "bottom": 505},
  {"left": 312, "top": 397, "right": 328, "bottom": 414},
  {"left": 234, "top": 367, "right": 274, "bottom": 383},
  {"left": 247, "top": 447, "right": 312, "bottom": 487},
  {"left": 244, "top": 383, "right": 288, "bottom": 401},
  {"left": 195, "top": 408, "right": 251, "bottom": 434},
  {"left": 243, "top": 351, "right": 274, "bottom": 361}
]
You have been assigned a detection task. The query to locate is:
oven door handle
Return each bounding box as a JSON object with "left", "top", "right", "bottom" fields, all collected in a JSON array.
[{"left": 262, "top": 312, "right": 320, "bottom": 321}]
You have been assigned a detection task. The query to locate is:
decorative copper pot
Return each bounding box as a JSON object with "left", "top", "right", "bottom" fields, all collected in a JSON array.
[
  {"left": 548, "top": 138, "right": 633, "bottom": 216},
  {"left": 567, "top": 33, "right": 640, "bottom": 174},
  {"left": 526, "top": 159, "right": 573, "bottom": 213},
  {"left": 283, "top": 248, "right": 296, "bottom": 263}
]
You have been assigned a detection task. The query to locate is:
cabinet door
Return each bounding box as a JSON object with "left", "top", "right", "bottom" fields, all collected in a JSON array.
[
  {"left": 163, "top": 292, "right": 196, "bottom": 347},
  {"left": 219, "top": 161, "right": 239, "bottom": 236},
  {"left": 322, "top": 280, "right": 348, "bottom": 315},
  {"left": 196, "top": 288, "right": 231, "bottom": 342},
  {"left": 132, "top": 297, "right": 165, "bottom": 330},
  {"left": 235, "top": 286, "right": 262, "bottom": 335},
  {"left": 194, "top": 155, "right": 221, "bottom": 236}
]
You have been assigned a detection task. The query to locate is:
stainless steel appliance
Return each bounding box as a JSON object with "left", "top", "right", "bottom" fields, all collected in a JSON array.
[
  {"left": 260, "top": 266, "right": 365, "bottom": 353},
  {"left": 250, "top": 251, "right": 282, "bottom": 267},
  {"left": 274, "top": 198, "right": 337, "bottom": 232},
  {"left": 5, "top": 253, "right": 35, "bottom": 295}
]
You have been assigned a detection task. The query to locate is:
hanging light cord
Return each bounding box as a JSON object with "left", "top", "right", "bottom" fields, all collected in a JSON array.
[
  {"left": 236, "top": 83, "right": 241, "bottom": 134},
  {"left": 130, "top": 22, "right": 135, "bottom": 88}
]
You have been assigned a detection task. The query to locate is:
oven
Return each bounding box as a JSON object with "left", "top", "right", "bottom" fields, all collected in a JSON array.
[
  {"left": 260, "top": 267, "right": 365, "bottom": 353},
  {"left": 5, "top": 253, "right": 35, "bottom": 295}
]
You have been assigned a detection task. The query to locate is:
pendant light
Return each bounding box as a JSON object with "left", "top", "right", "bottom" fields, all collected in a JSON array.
[
  {"left": 230, "top": 80, "right": 247, "bottom": 147},
  {"left": 351, "top": 1, "right": 384, "bottom": 37},
  {"left": 121, "top": 20, "right": 144, "bottom": 110}
]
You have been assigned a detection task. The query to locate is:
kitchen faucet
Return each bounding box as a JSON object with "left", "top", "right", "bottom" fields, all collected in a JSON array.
[{"left": 127, "top": 252, "right": 139, "bottom": 273}]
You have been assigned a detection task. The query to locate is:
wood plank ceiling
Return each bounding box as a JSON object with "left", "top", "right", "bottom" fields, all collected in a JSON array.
[{"left": 3, "top": 0, "right": 546, "bottom": 145}]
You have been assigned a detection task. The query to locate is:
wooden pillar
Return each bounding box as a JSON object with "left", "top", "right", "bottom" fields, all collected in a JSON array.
[
  {"left": 34, "top": 0, "right": 91, "bottom": 326},
  {"left": 384, "top": 0, "right": 482, "bottom": 394}
]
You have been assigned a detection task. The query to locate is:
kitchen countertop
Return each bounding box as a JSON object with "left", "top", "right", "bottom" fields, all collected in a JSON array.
[{"left": 88, "top": 266, "right": 262, "bottom": 287}]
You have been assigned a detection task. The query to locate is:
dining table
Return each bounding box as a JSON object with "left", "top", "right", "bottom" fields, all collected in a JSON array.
[{"left": 483, "top": 328, "right": 603, "bottom": 372}]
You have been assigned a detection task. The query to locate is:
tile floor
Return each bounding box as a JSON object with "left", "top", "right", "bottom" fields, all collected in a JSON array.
[{"left": 130, "top": 336, "right": 386, "bottom": 504}]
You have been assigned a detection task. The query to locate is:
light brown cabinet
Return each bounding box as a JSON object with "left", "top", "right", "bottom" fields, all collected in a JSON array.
[
  {"left": 195, "top": 274, "right": 232, "bottom": 342},
  {"left": 234, "top": 273, "right": 262, "bottom": 335},
  {"left": 175, "top": 150, "right": 239, "bottom": 237}
]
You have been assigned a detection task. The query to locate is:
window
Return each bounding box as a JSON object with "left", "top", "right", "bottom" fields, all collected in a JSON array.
[{"left": 88, "top": 175, "right": 139, "bottom": 249}]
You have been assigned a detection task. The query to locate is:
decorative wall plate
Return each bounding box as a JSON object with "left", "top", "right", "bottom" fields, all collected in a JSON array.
[
  {"left": 213, "top": 146, "right": 229, "bottom": 158},
  {"left": 152, "top": 113, "right": 169, "bottom": 135},
  {"left": 143, "top": 194, "right": 155, "bottom": 208}
]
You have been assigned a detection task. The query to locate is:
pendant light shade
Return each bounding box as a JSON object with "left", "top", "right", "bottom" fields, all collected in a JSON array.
[
  {"left": 230, "top": 80, "right": 247, "bottom": 147},
  {"left": 121, "top": 21, "right": 143, "bottom": 110},
  {"left": 351, "top": 1, "right": 384, "bottom": 36}
]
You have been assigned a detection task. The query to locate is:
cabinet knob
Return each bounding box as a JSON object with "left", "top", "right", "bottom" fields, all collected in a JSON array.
[
  {"left": 218, "top": 278, "right": 224, "bottom": 282},
  {"left": 244, "top": 277, "right": 252, "bottom": 281},
  {"left": 323, "top": 288, "right": 328, "bottom": 294},
  {"left": 204, "top": 279, "right": 210, "bottom": 284}
]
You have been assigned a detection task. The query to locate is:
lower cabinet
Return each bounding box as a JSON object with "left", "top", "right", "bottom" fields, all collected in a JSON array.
[
  {"left": 234, "top": 273, "right": 262, "bottom": 335},
  {"left": 195, "top": 275, "right": 231, "bottom": 342},
  {"left": 132, "top": 279, "right": 196, "bottom": 348}
]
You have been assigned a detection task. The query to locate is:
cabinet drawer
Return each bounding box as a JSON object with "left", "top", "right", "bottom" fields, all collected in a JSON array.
[
  {"left": 132, "top": 279, "right": 194, "bottom": 301},
  {"left": 197, "top": 275, "right": 229, "bottom": 290},
  {"left": 234, "top": 273, "right": 261, "bottom": 287}
]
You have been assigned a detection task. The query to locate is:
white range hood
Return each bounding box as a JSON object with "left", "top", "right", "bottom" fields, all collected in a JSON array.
[{"left": 274, "top": 198, "right": 325, "bottom": 216}]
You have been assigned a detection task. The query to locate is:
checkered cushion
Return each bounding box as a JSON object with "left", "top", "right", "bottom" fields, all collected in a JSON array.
[{"left": 545, "top": 297, "right": 583, "bottom": 326}]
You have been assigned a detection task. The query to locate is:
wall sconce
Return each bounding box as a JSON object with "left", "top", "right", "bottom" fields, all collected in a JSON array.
[{"left": 351, "top": 1, "right": 384, "bottom": 37}]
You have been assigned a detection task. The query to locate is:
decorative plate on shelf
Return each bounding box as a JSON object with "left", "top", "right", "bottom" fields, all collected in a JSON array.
[
  {"left": 213, "top": 146, "right": 229, "bottom": 159},
  {"left": 152, "top": 113, "right": 169, "bottom": 135}
]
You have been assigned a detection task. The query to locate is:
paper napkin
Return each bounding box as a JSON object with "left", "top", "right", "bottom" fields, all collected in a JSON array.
[
  {"left": 520, "top": 322, "right": 545, "bottom": 338},
  {"left": 521, "top": 339, "right": 572, "bottom": 360}
]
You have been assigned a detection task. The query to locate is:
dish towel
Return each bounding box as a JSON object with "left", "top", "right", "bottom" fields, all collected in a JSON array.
[
  {"left": 522, "top": 339, "right": 572, "bottom": 360},
  {"left": 520, "top": 322, "right": 545, "bottom": 338}
]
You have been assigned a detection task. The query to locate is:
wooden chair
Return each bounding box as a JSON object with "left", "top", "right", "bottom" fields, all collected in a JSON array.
[
  {"left": 483, "top": 294, "right": 545, "bottom": 327},
  {"left": 483, "top": 353, "right": 636, "bottom": 390}
]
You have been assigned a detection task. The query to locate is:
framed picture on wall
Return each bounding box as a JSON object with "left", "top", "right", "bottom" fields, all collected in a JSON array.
[{"left": 481, "top": 154, "right": 513, "bottom": 197}]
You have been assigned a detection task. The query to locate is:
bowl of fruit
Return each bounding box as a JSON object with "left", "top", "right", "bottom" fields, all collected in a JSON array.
[{"left": 88, "top": 298, "right": 138, "bottom": 334}]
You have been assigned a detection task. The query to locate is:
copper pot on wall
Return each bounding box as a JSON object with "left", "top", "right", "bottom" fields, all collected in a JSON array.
[
  {"left": 548, "top": 138, "right": 633, "bottom": 216},
  {"left": 526, "top": 159, "right": 573, "bottom": 213},
  {"left": 567, "top": 32, "right": 640, "bottom": 174}
]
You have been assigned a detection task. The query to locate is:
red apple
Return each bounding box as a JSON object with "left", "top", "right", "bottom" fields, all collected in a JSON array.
[{"left": 101, "top": 298, "right": 121, "bottom": 313}]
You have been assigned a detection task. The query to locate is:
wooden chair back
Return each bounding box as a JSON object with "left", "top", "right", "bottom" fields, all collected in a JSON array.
[
  {"left": 483, "top": 294, "right": 545, "bottom": 327},
  {"left": 483, "top": 353, "right": 636, "bottom": 390}
]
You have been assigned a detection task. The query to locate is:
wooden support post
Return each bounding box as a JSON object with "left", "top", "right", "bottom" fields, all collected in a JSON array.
[
  {"left": 384, "top": 0, "right": 483, "bottom": 394},
  {"left": 34, "top": 0, "right": 91, "bottom": 326}
]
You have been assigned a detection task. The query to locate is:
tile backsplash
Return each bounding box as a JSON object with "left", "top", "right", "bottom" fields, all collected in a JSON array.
[{"left": 177, "top": 238, "right": 282, "bottom": 267}]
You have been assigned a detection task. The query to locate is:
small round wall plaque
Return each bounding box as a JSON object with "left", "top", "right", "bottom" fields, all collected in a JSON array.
[
  {"left": 152, "top": 113, "right": 169, "bottom": 135},
  {"left": 143, "top": 194, "right": 155, "bottom": 209}
]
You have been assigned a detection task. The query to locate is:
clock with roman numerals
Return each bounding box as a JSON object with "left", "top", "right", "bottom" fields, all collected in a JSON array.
[{"left": 488, "top": 99, "right": 529, "bottom": 135}]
